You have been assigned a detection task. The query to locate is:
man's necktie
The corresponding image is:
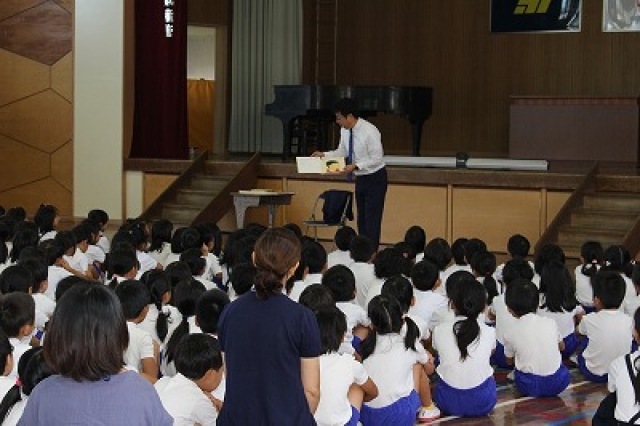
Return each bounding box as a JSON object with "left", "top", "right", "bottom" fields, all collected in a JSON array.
[{"left": 347, "top": 129, "right": 354, "bottom": 181}]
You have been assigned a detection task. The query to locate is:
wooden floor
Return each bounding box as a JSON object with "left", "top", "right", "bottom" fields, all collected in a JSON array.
[{"left": 426, "top": 367, "right": 607, "bottom": 425}]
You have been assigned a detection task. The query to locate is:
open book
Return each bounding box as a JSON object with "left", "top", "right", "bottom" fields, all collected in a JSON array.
[{"left": 296, "top": 157, "right": 346, "bottom": 174}]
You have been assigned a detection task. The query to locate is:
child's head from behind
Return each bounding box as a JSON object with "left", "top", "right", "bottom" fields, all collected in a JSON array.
[
  {"left": 0, "top": 292, "right": 35, "bottom": 338},
  {"left": 17, "top": 346, "right": 54, "bottom": 395},
  {"left": 374, "top": 247, "right": 410, "bottom": 279},
  {"left": 0, "top": 264, "right": 35, "bottom": 294},
  {"left": 463, "top": 238, "right": 487, "bottom": 264},
  {"left": 301, "top": 239, "right": 327, "bottom": 275},
  {"left": 381, "top": 275, "right": 414, "bottom": 313},
  {"left": 534, "top": 243, "right": 565, "bottom": 275},
  {"left": 445, "top": 270, "right": 476, "bottom": 302},
  {"left": 507, "top": 234, "right": 530, "bottom": 259},
  {"left": 229, "top": 262, "right": 257, "bottom": 297},
  {"left": 411, "top": 259, "right": 440, "bottom": 292},
  {"left": 334, "top": 226, "right": 356, "bottom": 251},
  {"left": 114, "top": 280, "right": 150, "bottom": 322},
  {"left": 367, "top": 295, "right": 404, "bottom": 335},
  {"left": 505, "top": 279, "right": 539, "bottom": 318},
  {"left": 349, "top": 235, "right": 375, "bottom": 263},
  {"left": 404, "top": 225, "right": 426, "bottom": 257},
  {"left": 423, "top": 238, "right": 452, "bottom": 271},
  {"left": 452, "top": 279, "right": 486, "bottom": 361},
  {"left": 501, "top": 258, "right": 534, "bottom": 286},
  {"left": 299, "top": 283, "right": 335, "bottom": 311},
  {"left": 45, "top": 282, "right": 128, "bottom": 381},
  {"left": 252, "top": 228, "right": 301, "bottom": 300},
  {"left": 0, "top": 329, "right": 12, "bottom": 376},
  {"left": 196, "top": 289, "right": 230, "bottom": 335},
  {"left": 321, "top": 264, "right": 356, "bottom": 302},
  {"left": 592, "top": 270, "right": 626, "bottom": 310},
  {"left": 174, "top": 334, "right": 223, "bottom": 392},
  {"left": 34, "top": 204, "right": 58, "bottom": 234},
  {"left": 450, "top": 238, "right": 468, "bottom": 266},
  {"left": 179, "top": 248, "right": 206, "bottom": 277},
  {"left": 314, "top": 306, "right": 347, "bottom": 354}
]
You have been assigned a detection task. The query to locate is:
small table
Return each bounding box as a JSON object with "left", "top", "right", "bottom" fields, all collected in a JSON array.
[{"left": 231, "top": 191, "right": 295, "bottom": 228}]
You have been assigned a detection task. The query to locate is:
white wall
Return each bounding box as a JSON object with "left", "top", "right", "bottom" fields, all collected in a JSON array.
[{"left": 74, "top": 0, "right": 125, "bottom": 220}]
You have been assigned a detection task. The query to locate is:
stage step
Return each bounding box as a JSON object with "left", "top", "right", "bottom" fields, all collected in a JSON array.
[
  {"left": 174, "top": 188, "right": 219, "bottom": 207},
  {"left": 557, "top": 224, "right": 626, "bottom": 248},
  {"left": 161, "top": 204, "right": 203, "bottom": 224},
  {"left": 582, "top": 192, "right": 640, "bottom": 211},
  {"left": 569, "top": 208, "right": 638, "bottom": 230},
  {"left": 190, "top": 174, "right": 230, "bottom": 191}
]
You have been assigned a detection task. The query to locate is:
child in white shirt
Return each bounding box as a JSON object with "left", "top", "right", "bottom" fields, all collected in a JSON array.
[
  {"left": 0, "top": 331, "right": 17, "bottom": 403},
  {"left": 409, "top": 259, "right": 448, "bottom": 330},
  {"left": 314, "top": 306, "right": 378, "bottom": 426},
  {"left": 422, "top": 238, "right": 454, "bottom": 297},
  {"left": 348, "top": 236, "right": 378, "bottom": 308},
  {"left": 433, "top": 279, "right": 496, "bottom": 417},
  {"left": 155, "top": 334, "right": 224, "bottom": 425},
  {"left": 88, "top": 209, "right": 111, "bottom": 254},
  {"left": 327, "top": 226, "right": 356, "bottom": 269},
  {"left": 289, "top": 240, "right": 327, "bottom": 302},
  {"left": 0, "top": 293, "right": 35, "bottom": 379},
  {"left": 404, "top": 225, "right": 427, "bottom": 263},
  {"left": 574, "top": 241, "right": 603, "bottom": 313},
  {"left": 503, "top": 279, "right": 570, "bottom": 397},
  {"left": 360, "top": 295, "right": 440, "bottom": 424},
  {"left": 139, "top": 269, "right": 180, "bottom": 345},
  {"left": 578, "top": 269, "right": 633, "bottom": 383},
  {"left": 181, "top": 248, "right": 216, "bottom": 290},
  {"left": 429, "top": 270, "right": 476, "bottom": 333},
  {"left": 147, "top": 219, "right": 173, "bottom": 268},
  {"left": 114, "top": 280, "right": 159, "bottom": 383},
  {"left": 441, "top": 237, "right": 471, "bottom": 286}
]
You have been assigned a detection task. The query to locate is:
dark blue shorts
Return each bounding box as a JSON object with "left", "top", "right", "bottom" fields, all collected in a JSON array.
[
  {"left": 514, "top": 365, "right": 570, "bottom": 396},
  {"left": 434, "top": 376, "right": 497, "bottom": 417},
  {"left": 360, "top": 390, "right": 420, "bottom": 426},
  {"left": 491, "top": 341, "right": 514, "bottom": 370}
]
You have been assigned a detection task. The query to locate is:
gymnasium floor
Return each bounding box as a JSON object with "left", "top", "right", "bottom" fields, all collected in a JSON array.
[{"left": 427, "top": 367, "right": 607, "bottom": 425}]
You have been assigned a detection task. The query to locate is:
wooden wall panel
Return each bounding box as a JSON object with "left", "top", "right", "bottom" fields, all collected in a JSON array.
[
  {"left": 143, "top": 174, "right": 178, "bottom": 209},
  {"left": 547, "top": 191, "right": 571, "bottom": 227},
  {"left": 301, "top": 0, "right": 640, "bottom": 157}
]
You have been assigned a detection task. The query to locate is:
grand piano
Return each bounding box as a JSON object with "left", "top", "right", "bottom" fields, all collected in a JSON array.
[{"left": 265, "top": 85, "right": 433, "bottom": 159}]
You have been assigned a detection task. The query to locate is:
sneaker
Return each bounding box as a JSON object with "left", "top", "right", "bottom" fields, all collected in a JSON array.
[
  {"left": 417, "top": 403, "right": 441, "bottom": 423},
  {"left": 507, "top": 370, "right": 515, "bottom": 382}
]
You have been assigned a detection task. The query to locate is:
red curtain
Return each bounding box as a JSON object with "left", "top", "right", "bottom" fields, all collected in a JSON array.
[{"left": 130, "top": 0, "right": 188, "bottom": 159}]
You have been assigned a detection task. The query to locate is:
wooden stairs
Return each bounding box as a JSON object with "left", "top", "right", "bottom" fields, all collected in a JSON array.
[
  {"left": 536, "top": 163, "right": 640, "bottom": 259},
  {"left": 138, "top": 152, "right": 261, "bottom": 228}
]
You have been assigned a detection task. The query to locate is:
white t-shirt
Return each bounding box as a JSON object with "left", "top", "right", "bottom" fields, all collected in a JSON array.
[
  {"left": 195, "top": 275, "right": 216, "bottom": 291},
  {"left": 490, "top": 293, "right": 517, "bottom": 344},
  {"left": 574, "top": 264, "right": 598, "bottom": 307},
  {"left": 148, "top": 242, "right": 172, "bottom": 268},
  {"left": 315, "top": 352, "right": 369, "bottom": 426},
  {"left": 8, "top": 337, "right": 31, "bottom": 379},
  {"left": 2, "top": 394, "right": 27, "bottom": 426},
  {"left": 96, "top": 234, "right": 110, "bottom": 254},
  {"left": 429, "top": 304, "right": 455, "bottom": 332},
  {"left": 136, "top": 251, "right": 158, "bottom": 278},
  {"left": 433, "top": 317, "right": 496, "bottom": 389},
  {"left": 138, "top": 304, "right": 181, "bottom": 345},
  {"left": 537, "top": 304, "right": 584, "bottom": 339},
  {"left": 578, "top": 310, "right": 633, "bottom": 376},
  {"left": 350, "top": 262, "right": 378, "bottom": 308},
  {"left": 124, "top": 322, "right": 155, "bottom": 372},
  {"left": 409, "top": 289, "right": 448, "bottom": 327},
  {"left": 327, "top": 250, "right": 353, "bottom": 269},
  {"left": 45, "top": 265, "right": 73, "bottom": 301},
  {"left": 608, "top": 350, "right": 640, "bottom": 424},
  {"left": 289, "top": 273, "right": 323, "bottom": 303},
  {"left": 0, "top": 376, "right": 16, "bottom": 405},
  {"left": 155, "top": 373, "right": 218, "bottom": 426},
  {"left": 336, "top": 301, "right": 370, "bottom": 344},
  {"left": 162, "top": 316, "right": 203, "bottom": 377},
  {"left": 362, "top": 333, "right": 429, "bottom": 409},
  {"left": 204, "top": 253, "right": 223, "bottom": 280},
  {"left": 84, "top": 244, "right": 106, "bottom": 265},
  {"left": 72, "top": 248, "right": 90, "bottom": 274},
  {"left": 503, "top": 313, "right": 563, "bottom": 376}
]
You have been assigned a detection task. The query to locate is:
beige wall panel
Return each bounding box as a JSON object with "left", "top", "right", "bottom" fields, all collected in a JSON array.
[
  {"left": 546, "top": 191, "right": 571, "bottom": 227},
  {"left": 0, "top": 1, "right": 45, "bottom": 21},
  {"left": 51, "top": 140, "right": 73, "bottom": 191},
  {"left": 382, "top": 185, "right": 448, "bottom": 245},
  {"left": 143, "top": 174, "right": 178, "bottom": 209},
  {"left": 452, "top": 188, "right": 541, "bottom": 253},
  {"left": 0, "top": 135, "right": 49, "bottom": 191},
  {"left": 0, "top": 90, "right": 71, "bottom": 152},
  {"left": 243, "top": 178, "right": 286, "bottom": 227},
  {"left": 51, "top": 52, "right": 73, "bottom": 101},
  {"left": 0, "top": 178, "right": 71, "bottom": 217},
  {"left": 0, "top": 49, "right": 49, "bottom": 107}
]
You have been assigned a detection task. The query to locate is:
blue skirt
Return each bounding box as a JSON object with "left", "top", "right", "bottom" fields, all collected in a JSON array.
[
  {"left": 514, "top": 365, "right": 570, "bottom": 397},
  {"left": 434, "top": 376, "right": 497, "bottom": 417},
  {"left": 561, "top": 333, "right": 580, "bottom": 360},
  {"left": 360, "top": 390, "right": 420, "bottom": 426},
  {"left": 577, "top": 350, "right": 608, "bottom": 383},
  {"left": 491, "top": 341, "right": 514, "bottom": 370}
]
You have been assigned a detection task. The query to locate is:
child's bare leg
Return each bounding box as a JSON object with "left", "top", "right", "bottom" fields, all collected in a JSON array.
[
  {"left": 413, "top": 364, "right": 433, "bottom": 406},
  {"left": 347, "top": 384, "right": 365, "bottom": 411}
]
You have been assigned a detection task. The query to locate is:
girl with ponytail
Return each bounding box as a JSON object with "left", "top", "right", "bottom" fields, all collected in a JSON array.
[
  {"left": 575, "top": 241, "right": 603, "bottom": 313},
  {"left": 432, "top": 278, "right": 497, "bottom": 417},
  {"left": 139, "top": 269, "right": 179, "bottom": 345}
]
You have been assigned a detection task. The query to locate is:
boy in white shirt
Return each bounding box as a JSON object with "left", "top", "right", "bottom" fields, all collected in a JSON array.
[
  {"left": 577, "top": 270, "right": 633, "bottom": 383},
  {"left": 88, "top": 209, "right": 111, "bottom": 254},
  {"left": 0, "top": 293, "right": 35, "bottom": 379},
  {"left": 155, "top": 334, "right": 224, "bottom": 426},
  {"left": 322, "top": 265, "right": 370, "bottom": 355},
  {"left": 289, "top": 240, "right": 327, "bottom": 303},
  {"left": 409, "top": 259, "right": 448, "bottom": 330},
  {"left": 181, "top": 248, "right": 216, "bottom": 290},
  {"left": 114, "top": 280, "right": 159, "bottom": 383},
  {"left": 503, "top": 279, "right": 570, "bottom": 397},
  {"left": 348, "top": 235, "right": 378, "bottom": 308},
  {"left": 327, "top": 226, "right": 356, "bottom": 269}
]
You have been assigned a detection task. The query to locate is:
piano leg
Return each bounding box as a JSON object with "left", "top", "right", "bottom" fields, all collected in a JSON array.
[{"left": 410, "top": 121, "right": 424, "bottom": 157}]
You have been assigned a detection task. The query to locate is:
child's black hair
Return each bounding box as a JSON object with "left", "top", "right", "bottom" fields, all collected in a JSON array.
[
  {"left": 501, "top": 258, "right": 535, "bottom": 286},
  {"left": 540, "top": 260, "right": 577, "bottom": 313},
  {"left": 592, "top": 269, "right": 626, "bottom": 309},
  {"left": 0, "top": 346, "right": 54, "bottom": 423},
  {"left": 334, "top": 226, "right": 357, "bottom": 251},
  {"left": 423, "top": 238, "right": 452, "bottom": 271},
  {"left": 229, "top": 262, "right": 257, "bottom": 297},
  {"left": 56, "top": 276, "right": 89, "bottom": 302},
  {"left": 180, "top": 227, "right": 204, "bottom": 251},
  {"left": 80, "top": 219, "right": 101, "bottom": 244},
  {"left": 87, "top": 209, "right": 109, "bottom": 228},
  {"left": 10, "top": 228, "right": 38, "bottom": 263},
  {"left": 393, "top": 241, "right": 415, "bottom": 263},
  {"left": 445, "top": 271, "right": 476, "bottom": 302},
  {"left": 631, "top": 307, "right": 640, "bottom": 405},
  {"left": 321, "top": 264, "right": 356, "bottom": 302},
  {"left": 505, "top": 279, "right": 539, "bottom": 318},
  {"left": 53, "top": 230, "right": 76, "bottom": 255},
  {"left": 411, "top": 259, "right": 440, "bottom": 292},
  {"left": 360, "top": 295, "right": 420, "bottom": 360},
  {"left": 603, "top": 245, "right": 633, "bottom": 278},
  {"left": 114, "top": 280, "right": 150, "bottom": 320},
  {"left": 349, "top": 235, "right": 375, "bottom": 263},
  {"left": 180, "top": 248, "right": 206, "bottom": 277},
  {"left": 0, "top": 292, "right": 35, "bottom": 337},
  {"left": 149, "top": 219, "right": 174, "bottom": 253},
  {"left": 315, "top": 306, "right": 347, "bottom": 354},
  {"left": 404, "top": 225, "right": 426, "bottom": 258},
  {"left": 374, "top": 247, "right": 410, "bottom": 279},
  {"left": 174, "top": 334, "right": 223, "bottom": 380},
  {"left": 381, "top": 275, "right": 414, "bottom": 313},
  {"left": 71, "top": 224, "right": 91, "bottom": 246},
  {"left": 283, "top": 223, "right": 303, "bottom": 240},
  {"left": 165, "top": 280, "right": 206, "bottom": 363},
  {"left": 0, "top": 264, "right": 35, "bottom": 294},
  {"left": 463, "top": 238, "right": 487, "bottom": 264},
  {"left": 165, "top": 261, "right": 194, "bottom": 292},
  {"left": 301, "top": 240, "right": 327, "bottom": 275},
  {"left": 580, "top": 241, "right": 603, "bottom": 278},
  {"left": 33, "top": 204, "right": 58, "bottom": 237},
  {"left": 6, "top": 207, "right": 26, "bottom": 222},
  {"left": 450, "top": 237, "right": 469, "bottom": 266},
  {"left": 197, "top": 222, "right": 222, "bottom": 256},
  {"left": 195, "top": 289, "right": 230, "bottom": 335},
  {"left": 452, "top": 279, "right": 486, "bottom": 361},
  {"left": 534, "top": 243, "right": 565, "bottom": 275},
  {"left": 470, "top": 251, "right": 498, "bottom": 305},
  {"left": 140, "top": 269, "right": 172, "bottom": 341},
  {"left": 170, "top": 227, "right": 188, "bottom": 255},
  {"left": 299, "top": 283, "right": 335, "bottom": 312},
  {"left": 105, "top": 247, "right": 138, "bottom": 286},
  {"left": 0, "top": 329, "right": 12, "bottom": 374},
  {"left": 507, "top": 234, "right": 530, "bottom": 259}
]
